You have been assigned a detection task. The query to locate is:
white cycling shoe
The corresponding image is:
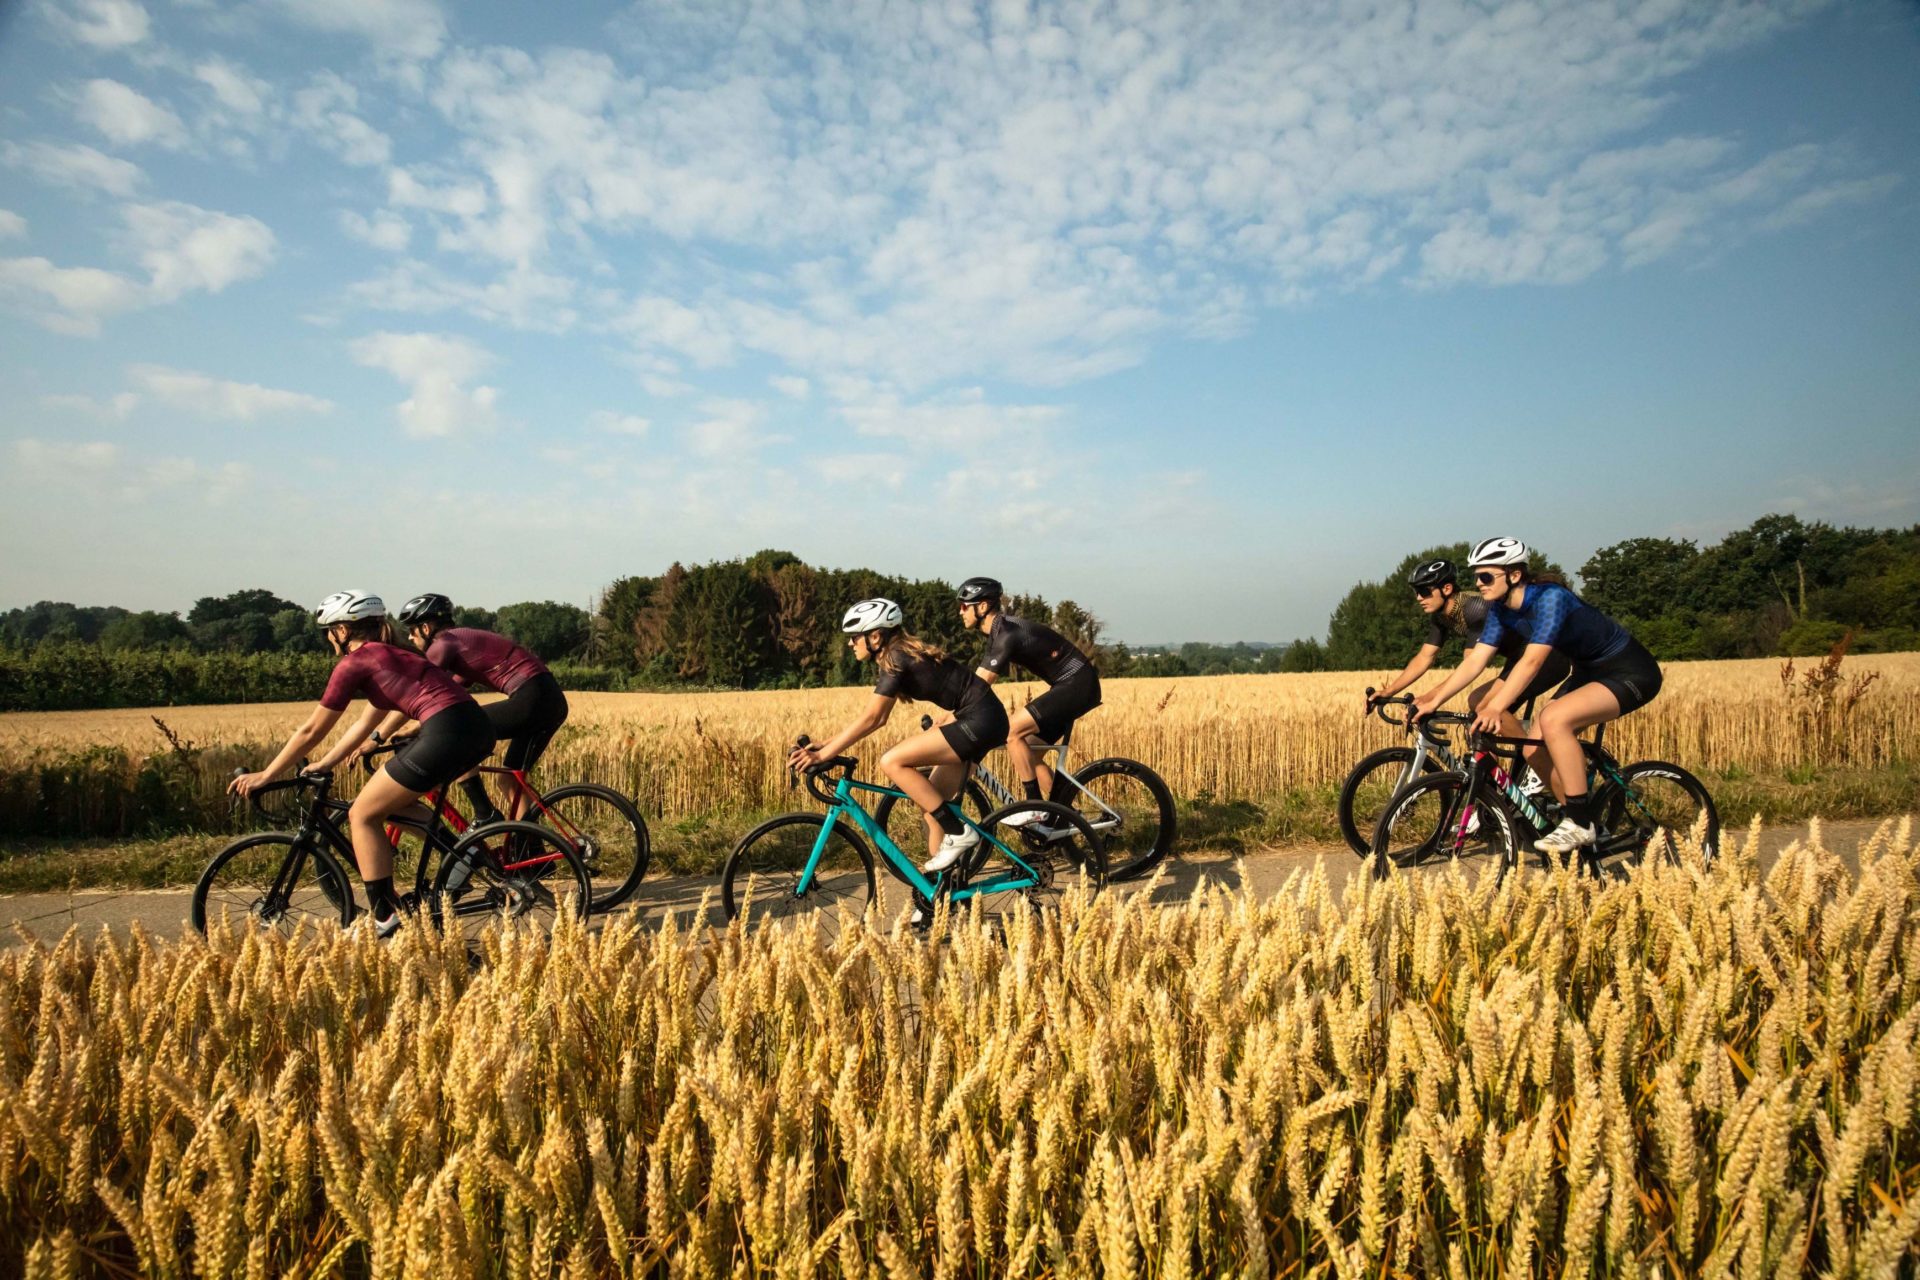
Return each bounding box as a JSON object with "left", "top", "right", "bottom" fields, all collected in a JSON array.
[
  {"left": 997, "top": 804, "right": 1047, "bottom": 829},
  {"left": 1534, "top": 818, "right": 1597, "bottom": 855},
  {"left": 922, "top": 827, "right": 980, "bottom": 873}
]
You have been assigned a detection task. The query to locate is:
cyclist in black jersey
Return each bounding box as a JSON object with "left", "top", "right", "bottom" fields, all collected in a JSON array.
[
  {"left": 790, "top": 598, "right": 1010, "bottom": 873},
  {"left": 1368, "top": 559, "right": 1570, "bottom": 741},
  {"left": 956, "top": 577, "right": 1100, "bottom": 822}
]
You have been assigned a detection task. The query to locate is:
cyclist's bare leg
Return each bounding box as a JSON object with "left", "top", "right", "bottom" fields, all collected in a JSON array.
[
  {"left": 348, "top": 769, "right": 429, "bottom": 881},
  {"left": 881, "top": 729, "right": 969, "bottom": 859},
  {"left": 1469, "top": 682, "right": 1553, "bottom": 795},
  {"left": 1005, "top": 707, "right": 1055, "bottom": 797},
  {"left": 1535, "top": 685, "right": 1622, "bottom": 803}
]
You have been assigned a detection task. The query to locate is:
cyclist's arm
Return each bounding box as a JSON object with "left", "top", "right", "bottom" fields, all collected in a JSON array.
[
  {"left": 1474, "top": 644, "right": 1552, "bottom": 722},
  {"left": 1414, "top": 643, "right": 1497, "bottom": 712},
  {"left": 230, "top": 702, "right": 345, "bottom": 794},
  {"left": 308, "top": 704, "right": 385, "bottom": 773},
  {"left": 973, "top": 665, "right": 999, "bottom": 686},
  {"left": 1375, "top": 644, "right": 1440, "bottom": 701},
  {"left": 808, "top": 694, "right": 895, "bottom": 761}
]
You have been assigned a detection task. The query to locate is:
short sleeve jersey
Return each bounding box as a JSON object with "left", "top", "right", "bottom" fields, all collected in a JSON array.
[
  {"left": 425, "top": 627, "right": 547, "bottom": 695},
  {"left": 319, "top": 643, "right": 472, "bottom": 723},
  {"left": 980, "top": 615, "right": 1091, "bottom": 685},
  {"left": 873, "top": 652, "right": 989, "bottom": 713},
  {"left": 1477, "top": 583, "right": 1631, "bottom": 666},
  {"left": 1426, "top": 596, "right": 1525, "bottom": 662}
]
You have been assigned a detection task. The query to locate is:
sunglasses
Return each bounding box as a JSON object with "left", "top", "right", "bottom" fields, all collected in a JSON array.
[
  {"left": 1412, "top": 586, "right": 1442, "bottom": 598},
  {"left": 1474, "top": 571, "right": 1506, "bottom": 585}
]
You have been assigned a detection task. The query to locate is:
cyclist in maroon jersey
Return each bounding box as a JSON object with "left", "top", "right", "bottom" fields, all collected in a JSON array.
[
  {"left": 227, "top": 591, "right": 495, "bottom": 934},
  {"left": 387, "top": 593, "right": 570, "bottom": 824}
]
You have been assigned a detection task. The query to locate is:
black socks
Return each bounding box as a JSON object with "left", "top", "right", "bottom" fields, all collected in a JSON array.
[
  {"left": 461, "top": 777, "right": 502, "bottom": 822},
  {"left": 1564, "top": 793, "right": 1596, "bottom": 827},
  {"left": 933, "top": 806, "right": 965, "bottom": 837},
  {"left": 365, "top": 875, "right": 402, "bottom": 922},
  {"left": 1022, "top": 779, "right": 1043, "bottom": 801}
]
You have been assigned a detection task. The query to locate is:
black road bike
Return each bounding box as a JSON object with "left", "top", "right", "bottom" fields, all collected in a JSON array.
[{"left": 1368, "top": 711, "right": 1719, "bottom": 880}]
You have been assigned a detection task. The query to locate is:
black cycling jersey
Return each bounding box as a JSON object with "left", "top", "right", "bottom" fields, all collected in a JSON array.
[
  {"left": 873, "top": 652, "right": 988, "bottom": 712},
  {"left": 980, "top": 614, "right": 1091, "bottom": 685},
  {"left": 1426, "top": 596, "right": 1527, "bottom": 663}
]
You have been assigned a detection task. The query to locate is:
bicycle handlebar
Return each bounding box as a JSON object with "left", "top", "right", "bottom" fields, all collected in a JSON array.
[
  {"left": 1366, "top": 688, "right": 1418, "bottom": 726},
  {"left": 359, "top": 734, "right": 416, "bottom": 773},
  {"left": 235, "top": 768, "right": 333, "bottom": 814},
  {"left": 790, "top": 735, "right": 857, "bottom": 806}
]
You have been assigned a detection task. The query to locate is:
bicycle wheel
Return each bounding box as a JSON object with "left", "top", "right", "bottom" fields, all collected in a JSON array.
[
  {"left": 722, "top": 814, "right": 877, "bottom": 925},
  {"left": 952, "top": 800, "right": 1106, "bottom": 926},
  {"left": 1599, "top": 761, "right": 1719, "bottom": 866},
  {"left": 192, "top": 833, "right": 355, "bottom": 935},
  {"left": 1067, "top": 757, "right": 1176, "bottom": 881},
  {"left": 1369, "top": 773, "right": 1515, "bottom": 879},
  {"left": 873, "top": 780, "right": 992, "bottom": 884},
  {"left": 1338, "top": 747, "right": 1436, "bottom": 856},
  {"left": 535, "top": 783, "right": 652, "bottom": 913},
  {"left": 429, "top": 820, "right": 591, "bottom": 932}
]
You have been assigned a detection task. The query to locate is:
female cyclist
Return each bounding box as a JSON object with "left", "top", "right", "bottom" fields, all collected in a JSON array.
[
  {"left": 956, "top": 576, "right": 1100, "bottom": 824},
  {"left": 789, "top": 598, "right": 1010, "bottom": 873},
  {"left": 390, "top": 593, "right": 568, "bottom": 824},
  {"left": 227, "top": 591, "right": 495, "bottom": 933},
  {"left": 1413, "top": 538, "right": 1663, "bottom": 855},
  {"left": 1369, "top": 558, "right": 1571, "bottom": 735}
]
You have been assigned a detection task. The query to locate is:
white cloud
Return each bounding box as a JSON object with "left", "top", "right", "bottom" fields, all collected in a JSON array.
[
  {"left": 349, "top": 331, "right": 501, "bottom": 437},
  {"left": 589, "top": 410, "right": 650, "bottom": 437},
  {"left": 685, "top": 398, "right": 778, "bottom": 459},
  {"left": 128, "top": 365, "right": 334, "bottom": 420},
  {"left": 348, "top": 260, "right": 576, "bottom": 331},
  {"left": 14, "top": 438, "right": 122, "bottom": 472},
  {"left": 0, "top": 211, "right": 24, "bottom": 239},
  {"left": 340, "top": 210, "right": 411, "bottom": 252},
  {"left": 73, "top": 79, "right": 188, "bottom": 149},
  {"left": 771, "top": 375, "right": 811, "bottom": 400},
  {"left": 292, "top": 73, "right": 393, "bottom": 167},
  {"left": 616, "top": 294, "right": 737, "bottom": 367},
  {"left": 829, "top": 380, "right": 1064, "bottom": 447},
  {"left": 813, "top": 451, "right": 910, "bottom": 490},
  {"left": 120, "top": 201, "right": 276, "bottom": 301},
  {"left": 49, "top": 0, "right": 150, "bottom": 49},
  {"left": 193, "top": 58, "right": 271, "bottom": 120},
  {"left": 266, "top": 0, "right": 446, "bottom": 61},
  {"left": 40, "top": 391, "right": 138, "bottom": 419},
  {"left": 2, "top": 141, "right": 145, "bottom": 196},
  {"left": 0, "top": 256, "right": 146, "bottom": 335}
]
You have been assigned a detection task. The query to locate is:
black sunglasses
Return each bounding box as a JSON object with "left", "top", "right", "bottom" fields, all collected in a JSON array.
[
  {"left": 1412, "top": 585, "right": 1442, "bottom": 598},
  {"left": 1474, "top": 571, "right": 1506, "bottom": 585}
]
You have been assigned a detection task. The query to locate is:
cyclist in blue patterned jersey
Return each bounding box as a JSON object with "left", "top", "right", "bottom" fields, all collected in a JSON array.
[
  {"left": 1413, "top": 538, "right": 1663, "bottom": 857},
  {"left": 956, "top": 576, "right": 1100, "bottom": 826}
]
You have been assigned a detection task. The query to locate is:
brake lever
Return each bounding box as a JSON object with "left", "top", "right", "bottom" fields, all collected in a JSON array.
[{"left": 789, "top": 734, "right": 810, "bottom": 790}]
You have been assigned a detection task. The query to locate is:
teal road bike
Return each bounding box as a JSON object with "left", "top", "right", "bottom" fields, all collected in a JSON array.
[{"left": 721, "top": 737, "right": 1107, "bottom": 927}]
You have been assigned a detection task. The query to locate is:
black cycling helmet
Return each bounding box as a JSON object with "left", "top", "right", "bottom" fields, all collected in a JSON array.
[
  {"left": 956, "top": 576, "right": 1003, "bottom": 605},
  {"left": 397, "top": 592, "right": 455, "bottom": 625},
  {"left": 1408, "top": 560, "right": 1456, "bottom": 591}
]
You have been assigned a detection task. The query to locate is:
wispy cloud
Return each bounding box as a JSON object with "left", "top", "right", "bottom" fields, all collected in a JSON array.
[
  {"left": 72, "top": 78, "right": 188, "bottom": 150},
  {"left": 128, "top": 365, "right": 334, "bottom": 420},
  {"left": 47, "top": 0, "right": 151, "bottom": 50},
  {"left": 3, "top": 141, "right": 145, "bottom": 197},
  {"left": 349, "top": 330, "right": 501, "bottom": 437}
]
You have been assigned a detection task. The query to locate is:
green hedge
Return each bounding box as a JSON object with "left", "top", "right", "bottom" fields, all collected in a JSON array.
[{"left": 0, "top": 646, "right": 637, "bottom": 711}]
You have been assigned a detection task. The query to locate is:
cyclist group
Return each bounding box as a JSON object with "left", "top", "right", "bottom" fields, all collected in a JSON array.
[
  {"left": 1366, "top": 536, "right": 1664, "bottom": 857},
  {"left": 227, "top": 591, "right": 569, "bottom": 935}
]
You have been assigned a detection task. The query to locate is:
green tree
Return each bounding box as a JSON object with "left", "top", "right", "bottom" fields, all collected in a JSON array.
[
  {"left": 495, "top": 601, "right": 590, "bottom": 661},
  {"left": 1578, "top": 537, "right": 1698, "bottom": 621},
  {"left": 98, "top": 610, "right": 191, "bottom": 651}
]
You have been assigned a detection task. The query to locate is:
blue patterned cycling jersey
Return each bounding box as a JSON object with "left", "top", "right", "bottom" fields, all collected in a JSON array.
[{"left": 1477, "top": 583, "right": 1631, "bottom": 666}]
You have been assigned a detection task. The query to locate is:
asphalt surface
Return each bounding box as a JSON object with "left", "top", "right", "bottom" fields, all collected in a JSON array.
[{"left": 1, "top": 816, "right": 1903, "bottom": 945}]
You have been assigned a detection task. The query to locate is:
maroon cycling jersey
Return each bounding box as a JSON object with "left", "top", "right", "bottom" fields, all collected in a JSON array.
[
  {"left": 319, "top": 642, "right": 472, "bottom": 723},
  {"left": 425, "top": 627, "right": 548, "bottom": 695}
]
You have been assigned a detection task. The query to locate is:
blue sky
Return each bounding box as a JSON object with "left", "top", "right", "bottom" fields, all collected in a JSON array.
[{"left": 1, "top": 0, "right": 1916, "bottom": 643}]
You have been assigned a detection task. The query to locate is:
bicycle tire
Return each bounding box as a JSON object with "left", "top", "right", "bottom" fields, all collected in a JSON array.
[
  {"left": 1369, "top": 772, "right": 1517, "bottom": 880},
  {"left": 1338, "top": 746, "right": 1440, "bottom": 857},
  {"left": 192, "top": 833, "right": 355, "bottom": 935},
  {"left": 535, "top": 783, "right": 652, "bottom": 913},
  {"left": 873, "top": 781, "right": 992, "bottom": 882},
  {"left": 428, "top": 820, "right": 591, "bottom": 932},
  {"left": 722, "top": 813, "right": 878, "bottom": 926},
  {"left": 1599, "top": 760, "right": 1720, "bottom": 867},
  {"left": 1070, "top": 757, "right": 1176, "bottom": 881}
]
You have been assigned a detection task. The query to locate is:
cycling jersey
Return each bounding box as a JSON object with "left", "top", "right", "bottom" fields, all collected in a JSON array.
[
  {"left": 1425, "top": 596, "right": 1509, "bottom": 658},
  {"left": 425, "top": 627, "right": 548, "bottom": 695},
  {"left": 319, "top": 642, "right": 472, "bottom": 723},
  {"left": 981, "top": 615, "right": 1091, "bottom": 685},
  {"left": 873, "top": 652, "right": 988, "bottom": 713},
  {"left": 1477, "top": 583, "right": 1631, "bottom": 666}
]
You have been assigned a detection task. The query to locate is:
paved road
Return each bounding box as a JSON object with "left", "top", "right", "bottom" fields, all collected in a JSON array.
[{"left": 3, "top": 817, "right": 1902, "bottom": 945}]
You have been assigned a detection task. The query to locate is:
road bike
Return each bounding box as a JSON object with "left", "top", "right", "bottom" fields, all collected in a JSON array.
[
  {"left": 871, "top": 714, "right": 1175, "bottom": 881},
  {"left": 722, "top": 737, "right": 1107, "bottom": 927},
  {"left": 1338, "top": 690, "right": 1550, "bottom": 855},
  {"left": 192, "top": 767, "right": 591, "bottom": 934},
  {"left": 1368, "top": 711, "right": 1719, "bottom": 879},
  {"left": 363, "top": 738, "right": 651, "bottom": 913}
]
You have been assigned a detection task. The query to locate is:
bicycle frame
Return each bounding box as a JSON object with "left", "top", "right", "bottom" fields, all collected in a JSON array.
[
  {"left": 382, "top": 763, "right": 566, "bottom": 876},
  {"left": 961, "top": 730, "right": 1131, "bottom": 836},
  {"left": 798, "top": 774, "right": 1049, "bottom": 905}
]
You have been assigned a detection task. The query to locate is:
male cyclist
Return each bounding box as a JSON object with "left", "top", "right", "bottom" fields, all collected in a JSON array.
[{"left": 956, "top": 577, "right": 1101, "bottom": 825}]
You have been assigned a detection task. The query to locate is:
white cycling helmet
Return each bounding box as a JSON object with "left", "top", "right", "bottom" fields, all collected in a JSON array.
[
  {"left": 840, "top": 598, "right": 904, "bottom": 634},
  {"left": 314, "top": 590, "right": 387, "bottom": 626},
  {"left": 1468, "top": 537, "right": 1530, "bottom": 568}
]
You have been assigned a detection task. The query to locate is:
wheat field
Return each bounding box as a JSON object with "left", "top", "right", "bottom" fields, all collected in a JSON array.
[
  {"left": 2, "top": 655, "right": 1915, "bottom": 843},
  {"left": 3, "top": 820, "right": 1918, "bottom": 1276}
]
